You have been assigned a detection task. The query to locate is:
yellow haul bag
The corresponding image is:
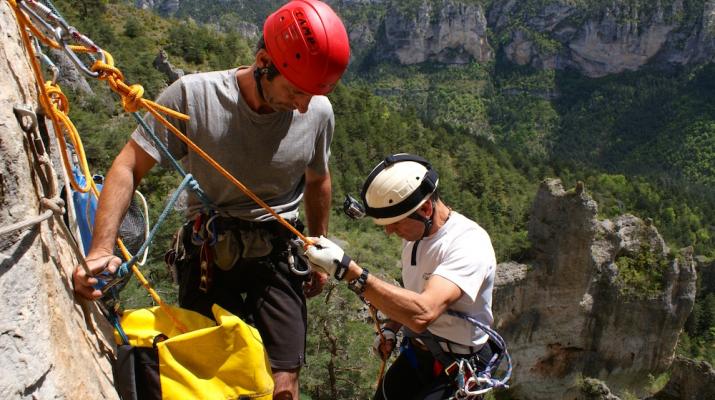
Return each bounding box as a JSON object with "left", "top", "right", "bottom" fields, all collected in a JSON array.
[{"left": 115, "top": 304, "right": 274, "bottom": 400}]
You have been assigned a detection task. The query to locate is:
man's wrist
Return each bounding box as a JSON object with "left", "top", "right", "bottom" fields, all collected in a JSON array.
[
  {"left": 86, "top": 246, "right": 115, "bottom": 260},
  {"left": 348, "top": 267, "right": 369, "bottom": 295},
  {"left": 343, "top": 262, "right": 362, "bottom": 282}
]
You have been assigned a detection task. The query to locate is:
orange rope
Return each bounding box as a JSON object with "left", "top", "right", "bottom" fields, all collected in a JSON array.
[
  {"left": 369, "top": 304, "right": 387, "bottom": 387},
  {"left": 8, "top": 0, "right": 187, "bottom": 333},
  {"left": 11, "top": 0, "right": 318, "bottom": 335},
  {"left": 90, "top": 57, "right": 314, "bottom": 246}
]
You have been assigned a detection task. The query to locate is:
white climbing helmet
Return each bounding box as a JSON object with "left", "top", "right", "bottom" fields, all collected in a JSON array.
[{"left": 361, "top": 154, "right": 439, "bottom": 225}]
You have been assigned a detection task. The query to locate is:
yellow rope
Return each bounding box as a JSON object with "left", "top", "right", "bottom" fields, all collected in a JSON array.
[
  {"left": 10, "top": 0, "right": 320, "bottom": 335},
  {"left": 8, "top": 0, "right": 187, "bottom": 333},
  {"left": 90, "top": 56, "right": 314, "bottom": 246}
]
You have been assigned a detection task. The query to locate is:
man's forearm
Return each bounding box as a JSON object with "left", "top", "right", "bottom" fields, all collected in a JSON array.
[
  {"left": 88, "top": 140, "right": 156, "bottom": 257},
  {"left": 304, "top": 172, "right": 331, "bottom": 236},
  {"left": 88, "top": 163, "right": 138, "bottom": 257}
]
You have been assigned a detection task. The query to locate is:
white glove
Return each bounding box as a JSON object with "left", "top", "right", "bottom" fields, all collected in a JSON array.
[
  {"left": 304, "top": 236, "right": 351, "bottom": 279},
  {"left": 372, "top": 327, "right": 396, "bottom": 360}
]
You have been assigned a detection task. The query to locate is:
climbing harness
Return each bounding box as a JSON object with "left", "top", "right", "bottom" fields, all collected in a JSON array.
[
  {"left": 184, "top": 212, "right": 313, "bottom": 289},
  {"left": 433, "top": 311, "right": 512, "bottom": 399},
  {"left": 378, "top": 310, "right": 511, "bottom": 400}
]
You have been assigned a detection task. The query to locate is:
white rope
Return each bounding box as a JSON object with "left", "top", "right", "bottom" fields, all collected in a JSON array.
[
  {"left": 134, "top": 190, "right": 150, "bottom": 266},
  {"left": 0, "top": 210, "right": 53, "bottom": 236}
]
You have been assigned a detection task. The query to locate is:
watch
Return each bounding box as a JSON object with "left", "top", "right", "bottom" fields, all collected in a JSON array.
[{"left": 348, "top": 268, "right": 369, "bottom": 295}]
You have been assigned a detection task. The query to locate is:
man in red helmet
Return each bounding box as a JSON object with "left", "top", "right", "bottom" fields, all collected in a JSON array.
[{"left": 72, "top": 1, "right": 350, "bottom": 398}]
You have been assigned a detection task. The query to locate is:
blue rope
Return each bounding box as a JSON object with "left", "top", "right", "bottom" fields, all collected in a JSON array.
[
  {"left": 131, "top": 112, "right": 212, "bottom": 207},
  {"left": 446, "top": 310, "right": 512, "bottom": 389},
  {"left": 112, "top": 315, "right": 129, "bottom": 346}
]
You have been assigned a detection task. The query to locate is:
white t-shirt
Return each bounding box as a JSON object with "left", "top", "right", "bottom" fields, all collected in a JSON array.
[{"left": 401, "top": 211, "right": 496, "bottom": 347}]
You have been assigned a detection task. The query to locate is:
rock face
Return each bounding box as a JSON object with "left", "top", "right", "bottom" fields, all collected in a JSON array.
[
  {"left": 0, "top": 2, "right": 118, "bottom": 399},
  {"left": 153, "top": 49, "right": 184, "bottom": 84},
  {"left": 131, "top": 0, "right": 714, "bottom": 77},
  {"left": 49, "top": 49, "right": 93, "bottom": 95},
  {"left": 489, "top": 0, "right": 715, "bottom": 77},
  {"left": 375, "top": 0, "right": 492, "bottom": 65},
  {"left": 493, "top": 179, "right": 696, "bottom": 399},
  {"left": 646, "top": 356, "right": 715, "bottom": 400}
]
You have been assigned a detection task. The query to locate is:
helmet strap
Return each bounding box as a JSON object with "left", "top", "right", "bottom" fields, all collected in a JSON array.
[
  {"left": 253, "top": 67, "right": 267, "bottom": 102},
  {"left": 407, "top": 198, "right": 436, "bottom": 239},
  {"left": 253, "top": 63, "right": 281, "bottom": 103},
  {"left": 407, "top": 199, "right": 436, "bottom": 266}
]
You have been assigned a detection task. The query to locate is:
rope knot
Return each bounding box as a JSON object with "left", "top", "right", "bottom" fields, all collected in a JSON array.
[
  {"left": 44, "top": 82, "right": 69, "bottom": 113},
  {"left": 91, "top": 60, "right": 124, "bottom": 83},
  {"left": 122, "top": 84, "right": 145, "bottom": 113},
  {"left": 117, "top": 263, "right": 129, "bottom": 278},
  {"left": 41, "top": 197, "right": 66, "bottom": 215}
]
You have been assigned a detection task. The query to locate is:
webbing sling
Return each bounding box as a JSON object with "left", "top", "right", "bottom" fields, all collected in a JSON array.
[{"left": 403, "top": 327, "right": 461, "bottom": 375}]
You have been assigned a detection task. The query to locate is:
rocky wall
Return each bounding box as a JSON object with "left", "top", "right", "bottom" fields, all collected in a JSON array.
[{"left": 0, "top": 2, "right": 118, "bottom": 399}]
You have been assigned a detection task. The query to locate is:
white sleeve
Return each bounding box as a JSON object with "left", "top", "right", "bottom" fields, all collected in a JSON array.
[{"left": 433, "top": 230, "right": 494, "bottom": 302}]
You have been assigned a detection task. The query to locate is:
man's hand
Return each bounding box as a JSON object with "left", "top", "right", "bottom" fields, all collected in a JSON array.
[
  {"left": 304, "top": 236, "right": 349, "bottom": 278},
  {"left": 73, "top": 253, "right": 122, "bottom": 300},
  {"left": 303, "top": 270, "right": 329, "bottom": 298},
  {"left": 372, "top": 327, "right": 396, "bottom": 360}
]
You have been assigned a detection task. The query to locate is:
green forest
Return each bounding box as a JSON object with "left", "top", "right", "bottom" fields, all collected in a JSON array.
[{"left": 44, "top": 1, "right": 715, "bottom": 399}]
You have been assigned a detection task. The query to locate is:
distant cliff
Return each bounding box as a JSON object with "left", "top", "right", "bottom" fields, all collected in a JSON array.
[
  {"left": 373, "top": 1, "right": 492, "bottom": 65},
  {"left": 490, "top": 0, "right": 715, "bottom": 77},
  {"left": 135, "top": 0, "right": 715, "bottom": 77},
  {"left": 493, "top": 179, "right": 697, "bottom": 399},
  {"left": 372, "top": 0, "right": 714, "bottom": 75}
]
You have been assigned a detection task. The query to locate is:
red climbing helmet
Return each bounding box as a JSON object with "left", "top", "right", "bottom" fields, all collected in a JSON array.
[{"left": 263, "top": 0, "right": 350, "bottom": 95}]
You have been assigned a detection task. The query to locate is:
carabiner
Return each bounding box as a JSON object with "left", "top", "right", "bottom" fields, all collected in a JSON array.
[{"left": 288, "top": 238, "right": 311, "bottom": 276}]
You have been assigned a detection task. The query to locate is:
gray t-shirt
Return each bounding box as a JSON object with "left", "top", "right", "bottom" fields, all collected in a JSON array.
[{"left": 132, "top": 68, "right": 334, "bottom": 221}]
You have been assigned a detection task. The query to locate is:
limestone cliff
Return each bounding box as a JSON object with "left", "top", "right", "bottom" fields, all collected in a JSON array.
[
  {"left": 374, "top": 0, "right": 492, "bottom": 65},
  {"left": 646, "top": 356, "right": 715, "bottom": 400},
  {"left": 132, "top": 0, "right": 715, "bottom": 77},
  {"left": 0, "top": 2, "right": 118, "bottom": 399},
  {"left": 370, "top": 0, "right": 714, "bottom": 75},
  {"left": 135, "top": 0, "right": 180, "bottom": 16},
  {"left": 493, "top": 179, "right": 696, "bottom": 399},
  {"left": 491, "top": 0, "right": 715, "bottom": 77}
]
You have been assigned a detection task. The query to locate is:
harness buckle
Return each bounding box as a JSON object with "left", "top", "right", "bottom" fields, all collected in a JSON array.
[{"left": 443, "top": 361, "right": 460, "bottom": 377}]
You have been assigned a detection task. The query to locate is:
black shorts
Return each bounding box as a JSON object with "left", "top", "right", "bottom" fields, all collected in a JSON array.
[{"left": 175, "top": 221, "right": 308, "bottom": 370}]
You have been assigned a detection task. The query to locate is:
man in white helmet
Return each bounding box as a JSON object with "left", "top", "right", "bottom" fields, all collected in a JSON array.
[{"left": 304, "top": 154, "right": 499, "bottom": 399}]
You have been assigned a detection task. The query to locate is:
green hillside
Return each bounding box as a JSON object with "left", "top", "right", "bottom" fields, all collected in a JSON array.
[{"left": 48, "top": 0, "right": 714, "bottom": 398}]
